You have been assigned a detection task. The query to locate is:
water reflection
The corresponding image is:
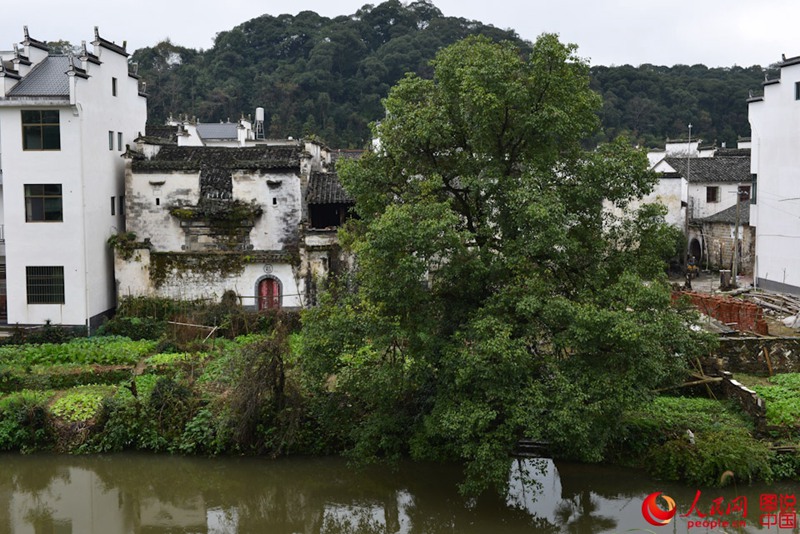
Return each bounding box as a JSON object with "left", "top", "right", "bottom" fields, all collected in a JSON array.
[{"left": 0, "top": 453, "right": 794, "bottom": 533}]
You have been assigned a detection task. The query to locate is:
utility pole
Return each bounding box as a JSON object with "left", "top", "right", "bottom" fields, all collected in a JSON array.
[
  {"left": 732, "top": 185, "right": 742, "bottom": 288},
  {"left": 684, "top": 123, "right": 692, "bottom": 268}
]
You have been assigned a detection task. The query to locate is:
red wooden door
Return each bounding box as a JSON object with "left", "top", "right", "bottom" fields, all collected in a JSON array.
[{"left": 258, "top": 278, "right": 280, "bottom": 310}]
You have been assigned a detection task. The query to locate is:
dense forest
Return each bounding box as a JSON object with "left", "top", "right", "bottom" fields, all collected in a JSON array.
[{"left": 128, "top": 0, "right": 775, "bottom": 148}]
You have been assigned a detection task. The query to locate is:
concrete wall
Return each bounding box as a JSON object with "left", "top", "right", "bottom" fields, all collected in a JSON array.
[
  {"left": 0, "top": 33, "right": 146, "bottom": 327},
  {"left": 749, "top": 63, "right": 800, "bottom": 293}
]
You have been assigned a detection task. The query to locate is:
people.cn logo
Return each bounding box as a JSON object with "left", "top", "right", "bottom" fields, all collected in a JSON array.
[{"left": 642, "top": 492, "right": 677, "bottom": 527}]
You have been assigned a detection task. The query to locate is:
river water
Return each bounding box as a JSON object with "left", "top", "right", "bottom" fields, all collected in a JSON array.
[{"left": 0, "top": 453, "right": 796, "bottom": 533}]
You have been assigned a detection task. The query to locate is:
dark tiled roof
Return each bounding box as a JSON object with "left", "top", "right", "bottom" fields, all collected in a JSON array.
[
  {"left": 664, "top": 153, "right": 750, "bottom": 184},
  {"left": 145, "top": 124, "right": 178, "bottom": 139},
  {"left": 131, "top": 145, "right": 302, "bottom": 172},
  {"left": 307, "top": 172, "right": 353, "bottom": 204},
  {"left": 196, "top": 122, "right": 239, "bottom": 140},
  {"left": 702, "top": 203, "right": 750, "bottom": 225},
  {"left": 715, "top": 148, "right": 751, "bottom": 157},
  {"left": 7, "top": 55, "right": 70, "bottom": 97},
  {"left": 331, "top": 149, "right": 365, "bottom": 162}
]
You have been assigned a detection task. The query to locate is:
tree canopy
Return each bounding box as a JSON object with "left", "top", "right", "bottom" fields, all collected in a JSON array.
[{"left": 299, "top": 35, "right": 715, "bottom": 495}]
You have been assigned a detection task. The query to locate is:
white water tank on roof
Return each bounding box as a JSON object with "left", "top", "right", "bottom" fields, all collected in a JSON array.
[{"left": 256, "top": 107, "right": 265, "bottom": 122}]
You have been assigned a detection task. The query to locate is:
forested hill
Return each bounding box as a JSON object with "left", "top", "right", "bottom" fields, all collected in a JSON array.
[
  {"left": 130, "top": 0, "right": 772, "bottom": 148},
  {"left": 590, "top": 63, "right": 774, "bottom": 148}
]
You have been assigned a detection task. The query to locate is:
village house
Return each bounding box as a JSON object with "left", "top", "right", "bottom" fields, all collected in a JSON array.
[
  {"left": 0, "top": 27, "right": 146, "bottom": 330},
  {"left": 112, "top": 132, "right": 354, "bottom": 310},
  {"left": 648, "top": 142, "right": 753, "bottom": 274},
  {"left": 748, "top": 55, "right": 800, "bottom": 294}
]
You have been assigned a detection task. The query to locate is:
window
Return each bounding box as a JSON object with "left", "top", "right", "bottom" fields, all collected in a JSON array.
[
  {"left": 706, "top": 186, "right": 719, "bottom": 203},
  {"left": 117, "top": 132, "right": 123, "bottom": 151},
  {"left": 738, "top": 185, "right": 751, "bottom": 202},
  {"left": 795, "top": 82, "right": 800, "bottom": 100},
  {"left": 111, "top": 196, "right": 116, "bottom": 216},
  {"left": 108, "top": 131, "right": 114, "bottom": 150},
  {"left": 112, "top": 77, "right": 117, "bottom": 96},
  {"left": 26, "top": 266, "right": 65, "bottom": 304},
  {"left": 119, "top": 195, "right": 125, "bottom": 216},
  {"left": 22, "top": 110, "right": 60, "bottom": 150},
  {"left": 25, "top": 184, "right": 63, "bottom": 222},
  {"left": 751, "top": 173, "right": 757, "bottom": 204}
]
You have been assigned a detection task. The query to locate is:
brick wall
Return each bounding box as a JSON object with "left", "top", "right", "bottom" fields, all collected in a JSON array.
[{"left": 676, "top": 291, "right": 768, "bottom": 334}]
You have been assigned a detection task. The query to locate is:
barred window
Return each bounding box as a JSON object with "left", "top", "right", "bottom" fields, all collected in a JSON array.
[
  {"left": 26, "top": 266, "right": 65, "bottom": 304},
  {"left": 22, "top": 110, "right": 60, "bottom": 150},
  {"left": 25, "top": 184, "right": 63, "bottom": 222}
]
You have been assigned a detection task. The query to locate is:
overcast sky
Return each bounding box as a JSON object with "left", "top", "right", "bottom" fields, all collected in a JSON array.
[{"left": 2, "top": 0, "right": 798, "bottom": 67}]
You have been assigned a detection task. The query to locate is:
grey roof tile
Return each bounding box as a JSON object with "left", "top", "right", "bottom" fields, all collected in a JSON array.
[
  {"left": 131, "top": 145, "right": 302, "bottom": 172},
  {"left": 307, "top": 172, "right": 353, "bottom": 204},
  {"left": 665, "top": 151, "right": 751, "bottom": 184},
  {"left": 7, "top": 56, "right": 69, "bottom": 97},
  {"left": 702, "top": 203, "right": 750, "bottom": 225}
]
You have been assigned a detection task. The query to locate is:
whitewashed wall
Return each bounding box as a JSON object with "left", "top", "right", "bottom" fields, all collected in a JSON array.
[{"left": 749, "top": 65, "right": 800, "bottom": 292}]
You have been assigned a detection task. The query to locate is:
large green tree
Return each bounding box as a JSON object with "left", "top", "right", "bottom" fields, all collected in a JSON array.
[{"left": 301, "top": 35, "right": 713, "bottom": 495}]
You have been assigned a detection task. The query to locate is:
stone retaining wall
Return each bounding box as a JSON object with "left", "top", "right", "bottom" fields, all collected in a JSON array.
[
  {"left": 704, "top": 337, "right": 800, "bottom": 375},
  {"left": 719, "top": 371, "right": 767, "bottom": 434}
]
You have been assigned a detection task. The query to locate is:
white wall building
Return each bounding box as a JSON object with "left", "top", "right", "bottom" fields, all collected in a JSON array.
[
  {"left": 114, "top": 139, "right": 353, "bottom": 310},
  {"left": 749, "top": 56, "right": 800, "bottom": 293},
  {"left": 0, "top": 27, "right": 147, "bottom": 329}
]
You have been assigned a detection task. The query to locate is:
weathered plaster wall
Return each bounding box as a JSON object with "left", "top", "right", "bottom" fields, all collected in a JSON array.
[
  {"left": 114, "top": 249, "right": 304, "bottom": 308},
  {"left": 125, "top": 170, "right": 200, "bottom": 252}
]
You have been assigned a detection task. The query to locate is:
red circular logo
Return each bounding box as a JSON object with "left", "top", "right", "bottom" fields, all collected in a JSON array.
[{"left": 642, "top": 492, "right": 677, "bottom": 527}]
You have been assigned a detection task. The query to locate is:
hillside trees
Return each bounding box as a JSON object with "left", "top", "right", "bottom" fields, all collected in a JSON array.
[
  {"left": 300, "top": 35, "right": 714, "bottom": 495},
  {"left": 130, "top": 1, "right": 768, "bottom": 148},
  {"left": 131, "top": 2, "right": 529, "bottom": 147}
]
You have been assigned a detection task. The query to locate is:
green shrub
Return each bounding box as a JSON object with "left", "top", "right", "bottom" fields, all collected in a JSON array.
[
  {"left": 96, "top": 316, "right": 166, "bottom": 340},
  {"left": 0, "top": 324, "right": 84, "bottom": 346},
  {"left": 770, "top": 451, "right": 800, "bottom": 480},
  {"left": 612, "top": 396, "right": 772, "bottom": 485},
  {"left": 0, "top": 364, "right": 133, "bottom": 393},
  {"left": 179, "top": 406, "right": 230, "bottom": 455},
  {"left": 84, "top": 386, "right": 142, "bottom": 452},
  {"left": 647, "top": 428, "right": 774, "bottom": 486},
  {"left": 0, "top": 390, "right": 54, "bottom": 451},
  {"left": 0, "top": 336, "right": 157, "bottom": 366},
  {"left": 139, "top": 377, "right": 198, "bottom": 452}
]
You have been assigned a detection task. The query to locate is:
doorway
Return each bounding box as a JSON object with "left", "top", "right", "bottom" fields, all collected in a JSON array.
[{"left": 257, "top": 277, "right": 281, "bottom": 310}]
